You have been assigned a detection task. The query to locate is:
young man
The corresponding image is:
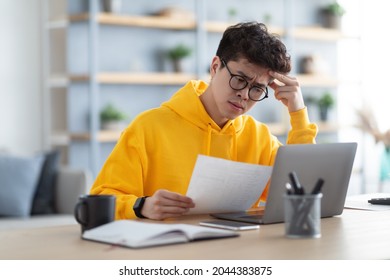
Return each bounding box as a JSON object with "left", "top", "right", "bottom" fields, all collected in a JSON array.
[{"left": 90, "top": 22, "right": 318, "bottom": 220}]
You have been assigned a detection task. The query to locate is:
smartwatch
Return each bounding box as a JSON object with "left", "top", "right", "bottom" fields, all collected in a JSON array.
[{"left": 133, "top": 196, "right": 148, "bottom": 218}]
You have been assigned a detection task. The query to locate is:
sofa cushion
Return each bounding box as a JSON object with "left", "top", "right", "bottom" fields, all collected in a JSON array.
[
  {"left": 0, "top": 154, "right": 44, "bottom": 217},
  {"left": 31, "top": 150, "right": 60, "bottom": 215}
]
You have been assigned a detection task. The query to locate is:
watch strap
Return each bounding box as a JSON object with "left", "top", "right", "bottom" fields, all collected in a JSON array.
[{"left": 133, "top": 196, "right": 148, "bottom": 218}]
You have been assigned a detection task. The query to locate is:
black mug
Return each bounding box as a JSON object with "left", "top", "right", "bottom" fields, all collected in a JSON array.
[{"left": 74, "top": 195, "right": 116, "bottom": 233}]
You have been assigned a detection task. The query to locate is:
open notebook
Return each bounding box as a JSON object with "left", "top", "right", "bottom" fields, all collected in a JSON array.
[{"left": 82, "top": 220, "right": 239, "bottom": 249}]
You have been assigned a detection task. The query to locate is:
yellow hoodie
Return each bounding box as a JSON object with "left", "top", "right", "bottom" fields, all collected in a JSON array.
[{"left": 90, "top": 80, "right": 318, "bottom": 219}]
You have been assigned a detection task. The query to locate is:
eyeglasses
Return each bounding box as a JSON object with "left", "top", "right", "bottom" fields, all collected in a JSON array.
[{"left": 221, "top": 59, "right": 268, "bottom": 102}]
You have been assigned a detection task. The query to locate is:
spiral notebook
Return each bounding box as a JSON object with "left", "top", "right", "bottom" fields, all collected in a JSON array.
[{"left": 82, "top": 220, "right": 239, "bottom": 249}]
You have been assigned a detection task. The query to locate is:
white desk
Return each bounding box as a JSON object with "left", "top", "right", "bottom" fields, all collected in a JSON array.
[{"left": 1, "top": 209, "right": 390, "bottom": 260}]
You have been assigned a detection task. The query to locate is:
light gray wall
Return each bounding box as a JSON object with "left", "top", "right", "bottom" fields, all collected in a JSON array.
[{"left": 0, "top": 0, "right": 43, "bottom": 155}]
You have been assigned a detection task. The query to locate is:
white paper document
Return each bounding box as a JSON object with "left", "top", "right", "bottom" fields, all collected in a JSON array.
[
  {"left": 186, "top": 155, "right": 272, "bottom": 214},
  {"left": 344, "top": 193, "right": 390, "bottom": 211}
]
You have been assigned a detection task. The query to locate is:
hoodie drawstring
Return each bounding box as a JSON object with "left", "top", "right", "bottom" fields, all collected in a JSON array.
[
  {"left": 206, "top": 124, "right": 212, "bottom": 156},
  {"left": 230, "top": 124, "right": 238, "bottom": 161}
]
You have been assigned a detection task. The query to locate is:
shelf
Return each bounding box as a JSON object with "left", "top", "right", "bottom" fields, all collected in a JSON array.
[
  {"left": 205, "top": 21, "right": 284, "bottom": 36},
  {"left": 69, "top": 13, "right": 196, "bottom": 30},
  {"left": 317, "top": 121, "right": 339, "bottom": 133},
  {"left": 70, "top": 72, "right": 197, "bottom": 85},
  {"left": 52, "top": 130, "right": 123, "bottom": 144},
  {"left": 292, "top": 26, "right": 345, "bottom": 41},
  {"left": 53, "top": 120, "right": 340, "bottom": 145},
  {"left": 296, "top": 74, "right": 338, "bottom": 87},
  {"left": 71, "top": 130, "right": 123, "bottom": 142},
  {"left": 68, "top": 72, "right": 338, "bottom": 87},
  {"left": 56, "top": 1, "right": 352, "bottom": 174},
  {"left": 58, "top": 121, "right": 339, "bottom": 144},
  {"left": 62, "top": 123, "right": 289, "bottom": 144},
  {"left": 68, "top": 13, "right": 350, "bottom": 43},
  {"left": 69, "top": 13, "right": 287, "bottom": 35}
]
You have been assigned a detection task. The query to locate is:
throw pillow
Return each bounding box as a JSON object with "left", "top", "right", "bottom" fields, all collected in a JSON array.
[
  {"left": 0, "top": 154, "right": 44, "bottom": 217},
  {"left": 30, "top": 150, "right": 60, "bottom": 215}
]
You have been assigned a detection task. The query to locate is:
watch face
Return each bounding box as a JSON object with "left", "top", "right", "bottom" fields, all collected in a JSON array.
[
  {"left": 133, "top": 197, "right": 147, "bottom": 218},
  {"left": 134, "top": 197, "right": 142, "bottom": 208}
]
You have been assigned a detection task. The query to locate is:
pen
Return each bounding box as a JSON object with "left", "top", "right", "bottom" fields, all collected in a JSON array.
[
  {"left": 289, "top": 171, "right": 305, "bottom": 195},
  {"left": 311, "top": 178, "right": 324, "bottom": 195}
]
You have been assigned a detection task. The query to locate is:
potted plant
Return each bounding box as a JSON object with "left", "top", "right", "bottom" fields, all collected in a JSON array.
[
  {"left": 228, "top": 8, "right": 238, "bottom": 22},
  {"left": 317, "top": 92, "right": 335, "bottom": 121},
  {"left": 100, "top": 103, "right": 128, "bottom": 130},
  {"left": 263, "top": 13, "right": 272, "bottom": 25},
  {"left": 102, "top": 0, "right": 122, "bottom": 13},
  {"left": 320, "top": 2, "right": 346, "bottom": 29},
  {"left": 167, "top": 44, "right": 192, "bottom": 73}
]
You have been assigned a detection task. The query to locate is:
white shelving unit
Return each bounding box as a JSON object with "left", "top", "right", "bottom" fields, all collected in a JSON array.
[
  {"left": 41, "top": 0, "right": 69, "bottom": 163},
  {"left": 42, "top": 0, "right": 358, "bottom": 176}
]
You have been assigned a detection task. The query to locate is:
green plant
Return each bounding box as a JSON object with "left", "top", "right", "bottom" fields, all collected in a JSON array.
[
  {"left": 263, "top": 13, "right": 272, "bottom": 24},
  {"left": 317, "top": 92, "right": 335, "bottom": 109},
  {"left": 167, "top": 44, "right": 192, "bottom": 60},
  {"left": 100, "top": 103, "right": 127, "bottom": 122},
  {"left": 323, "top": 2, "right": 346, "bottom": 16},
  {"left": 228, "top": 7, "right": 238, "bottom": 18}
]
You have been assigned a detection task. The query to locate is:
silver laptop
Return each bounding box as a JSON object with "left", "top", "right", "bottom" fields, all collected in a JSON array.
[{"left": 211, "top": 142, "right": 357, "bottom": 224}]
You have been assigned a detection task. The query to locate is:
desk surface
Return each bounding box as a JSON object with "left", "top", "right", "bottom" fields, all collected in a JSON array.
[{"left": 1, "top": 209, "right": 390, "bottom": 260}]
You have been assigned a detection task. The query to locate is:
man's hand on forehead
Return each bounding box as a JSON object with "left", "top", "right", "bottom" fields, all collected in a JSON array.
[{"left": 267, "top": 71, "right": 304, "bottom": 112}]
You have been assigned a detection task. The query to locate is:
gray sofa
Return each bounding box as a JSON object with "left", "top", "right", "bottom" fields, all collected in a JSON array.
[{"left": 0, "top": 167, "right": 91, "bottom": 230}]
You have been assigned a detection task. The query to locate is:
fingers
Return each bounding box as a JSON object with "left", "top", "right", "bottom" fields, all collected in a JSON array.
[
  {"left": 158, "top": 189, "right": 195, "bottom": 207},
  {"left": 142, "top": 190, "right": 195, "bottom": 220},
  {"left": 269, "top": 71, "right": 298, "bottom": 86},
  {"left": 268, "top": 71, "right": 305, "bottom": 112}
]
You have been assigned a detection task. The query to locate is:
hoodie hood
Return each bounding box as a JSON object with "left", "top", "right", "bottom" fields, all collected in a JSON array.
[
  {"left": 162, "top": 80, "right": 244, "bottom": 160},
  {"left": 162, "top": 80, "right": 244, "bottom": 134}
]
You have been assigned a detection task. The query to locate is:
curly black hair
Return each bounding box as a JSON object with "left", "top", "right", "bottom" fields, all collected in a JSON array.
[{"left": 216, "top": 22, "right": 291, "bottom": 73}]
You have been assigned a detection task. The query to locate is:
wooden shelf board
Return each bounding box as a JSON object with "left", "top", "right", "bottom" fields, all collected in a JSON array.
[
  {"left": 317, "top": 121, "right": 339, "bottom": 133},
  {"left": 68, "top": 14, "right": 349, "bottom": 42},
  {"left": 292, "top": 26, "right": 344, "bottom": 41},
  {"left": 70, "top": 130, "right": 122, "bottom": 143},
  {"left": 98, "top": 72, "right": 196, "bottom": 84},
  {"left": 69, "top": 13, "right": 196, "bottom": 30},
  {"left": 69, "top": 73, "right": 337, "bottom": 87},
  {"left": 70, "top": 72, "right": 197, "bottom": 85},
  {"left": 99, "top": 13, "right": 196, "bottom": 29},
  {"left": 296, "top": 74, "right": 339, "bottom": 87},
  {"left": 55, "top": 121, "right": 339, "bottom": 145},
  {"left": 205, "top": 21, "right": 284, "bottom": 36},
  {"left": 68, "top": 13, "right": 89, "bottom": 22}
]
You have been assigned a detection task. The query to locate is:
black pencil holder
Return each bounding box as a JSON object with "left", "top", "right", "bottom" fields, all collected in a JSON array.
[{"left": 283, "top": 193, "right": 322, "bottom": 238}]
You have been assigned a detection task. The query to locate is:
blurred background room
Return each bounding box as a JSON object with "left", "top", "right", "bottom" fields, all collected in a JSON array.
[{"left": 1, "top": 0, "right": 389, "bottom": 197}]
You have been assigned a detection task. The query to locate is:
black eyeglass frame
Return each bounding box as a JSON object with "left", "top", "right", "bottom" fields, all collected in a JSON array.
[{"left": 221, "top": 59, "right": 268, "bottom": 102}]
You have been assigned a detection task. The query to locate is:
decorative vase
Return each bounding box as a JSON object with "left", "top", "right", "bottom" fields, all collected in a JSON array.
[
  {"left": 172, "top": 59, "right": 182, "bottom": 73},
  {"left": 321, "top": 11, "right": 342, "bottom": 29},
  {"left": 101, "top": 120, "right": 126, "bottom": 131},
  {"left": 102, "top": 0, "right": 122, "bottom": 14},
  {"left": 319, "top": 106, "right": 328, "bottom": 121}
]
